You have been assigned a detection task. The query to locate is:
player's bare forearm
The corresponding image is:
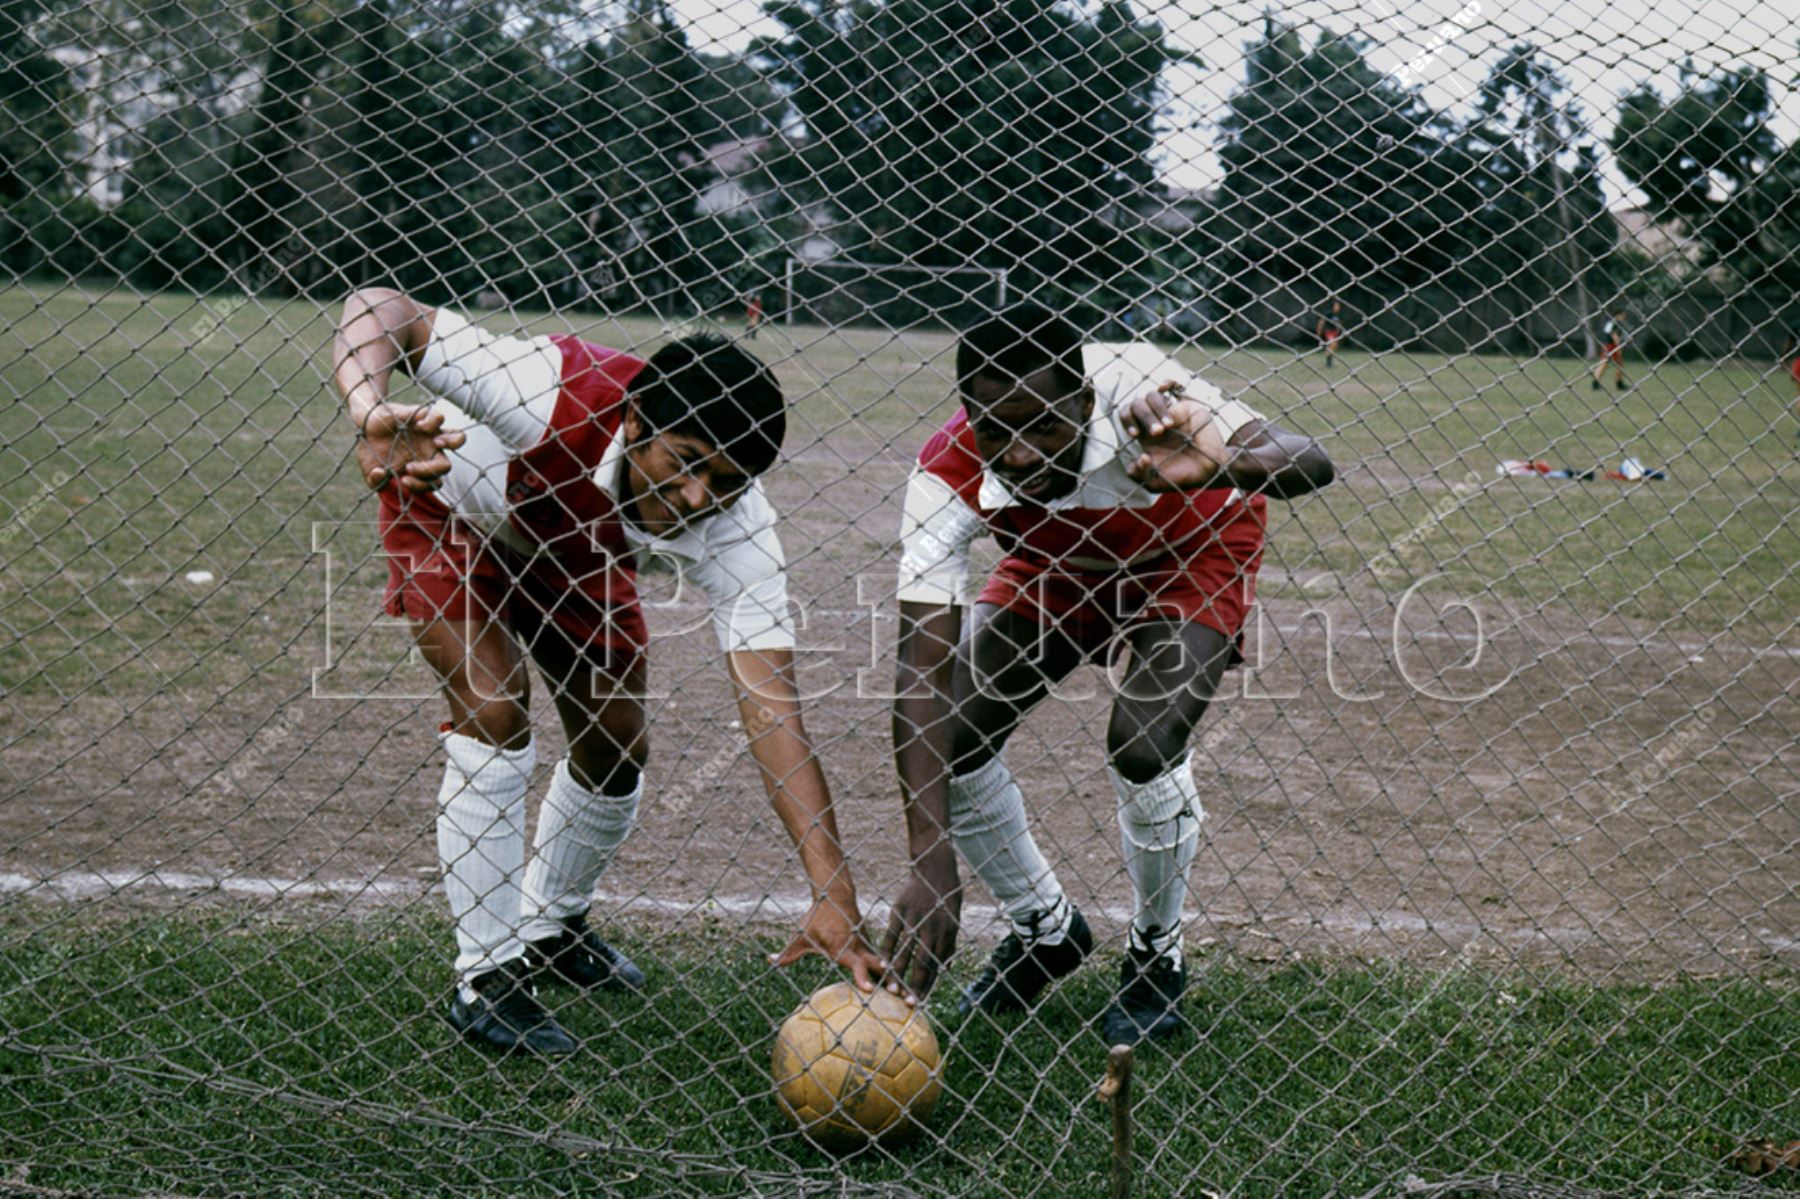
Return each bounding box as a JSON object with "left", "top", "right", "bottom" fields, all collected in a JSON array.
[
  {"left": 730, "top": 648, "right": 885, "bottom": 990},
  {"left": 1222, "top": 419, "right": 1335, "bottom": 499},
  {"left": 333, "top": 288, "right": 434, "bottom": 425},
  {"left": 332, "top": 289, "right": 460, "bottom": 492},
  {"left": 885, "top": 601, "right": 965, "bottom": 995},
  {"left": 728, "top": 648, "right": 859, "bottom": 907},
  {"left": 892, "top": 602, "right": 962, "bottom": 871}
]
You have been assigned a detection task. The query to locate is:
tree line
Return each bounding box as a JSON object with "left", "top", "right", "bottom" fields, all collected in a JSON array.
[{"left": 2, "top": 0, "right": 1795, "bottom": 332}]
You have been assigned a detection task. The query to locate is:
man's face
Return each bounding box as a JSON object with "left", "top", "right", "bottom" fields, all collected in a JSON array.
[
  {"left": 619, "top": 406, "right": 751, "bottom": 536},
  {"left": 965, "top": 367, "right": 1093, "bottom": 504}
]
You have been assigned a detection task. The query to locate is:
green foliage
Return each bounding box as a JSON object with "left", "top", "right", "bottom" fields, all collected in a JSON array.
[
  {"left": 556, "top": 0, "right": 781, "bottom": 313},
  {"left": 0, "top": 0, "right": 78, "bottom": 274},
  {"left": 1613, "top": 64, "right": 1800, "bottom": 288},
  {"left": 755, "top": 0, "right": 1181, "bottom": 316},
  {"left": 1457, "top": 45, "right": 1615, "bottom": 299},
  {"left": 1214, "top": 22, "right": 1456, "bottom": 293},
  {"left": 1212, "top": 25, "right": 1624, "bottom": 315}
]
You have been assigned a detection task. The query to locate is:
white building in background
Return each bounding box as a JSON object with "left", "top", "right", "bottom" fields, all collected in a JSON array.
[{"left": 46, "top": 39, "right": 258, "bottom": 208}]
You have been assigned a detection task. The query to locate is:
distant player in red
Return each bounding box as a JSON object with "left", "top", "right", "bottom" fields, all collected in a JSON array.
[
  {"left": 1593, "top": 309, "right": 1628, "bottom": 391},
  {"left": 746, "top": 292, "right": 764, "bottom": 340},
  {"left": 333, "top": 289, "right": 882, "bottom": 1057},
  {"left": 1316, "top": 300, "right": 1344, "bottom": 366},
  {"left": 1780, "top": 322, "right": 1800, "bottom": 447},
  {"left": 882, "top": 305, "right": 1334, "bottom": 1044}
]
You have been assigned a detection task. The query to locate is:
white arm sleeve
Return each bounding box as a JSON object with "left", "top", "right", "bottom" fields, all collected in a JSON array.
[
  {"left": 1096, "top": 343, "right": 1264, "bottom": 444},
  {"left": 1179, "top": 375, "right": 1264, "bottom": 444},
  {"left": 413, "top": 309, "right": 562, "bottom": 453},
  {"left": 897, "top": 469, "right": 982, "bottom": 607},
  {"left": 680, "top": 483, "right": 796, "bottom": 653}
]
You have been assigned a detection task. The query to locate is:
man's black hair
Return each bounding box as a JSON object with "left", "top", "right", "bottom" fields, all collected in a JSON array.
[
  {"left": 956, "top": 303, "right": 1086, "bottom": 405},
  {"left": 632, "top": 334, "right": 785, "bottom": 476}
]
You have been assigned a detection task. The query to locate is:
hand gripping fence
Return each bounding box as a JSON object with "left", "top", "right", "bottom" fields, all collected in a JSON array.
[{"left": 1, "top": 0, "right": 1796, "bottom": 1195}]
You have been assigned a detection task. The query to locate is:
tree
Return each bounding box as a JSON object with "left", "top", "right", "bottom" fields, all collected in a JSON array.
[
  {"left": 0, "top": 0, "right": 78, "bottom": 275},
  {"left": 557, "top": 0, "right": 780, "bottom": 314},
  {"left": 1461, "top": 45, "right": 1614, "bottom": 353},
  {"left": 754, "top": 0, "right": 1182, "bottom": 321},
  {"left": 224, "top": 0, "right": 331, "bottom": 281},
  {"left": 1613, "top": 64, "right": 1799, "bottom": 289},
  {"left": 1212, "top": 21, "right": 1466, "bottom": 304}
]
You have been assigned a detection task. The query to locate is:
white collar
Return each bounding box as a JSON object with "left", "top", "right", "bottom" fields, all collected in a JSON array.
[{"left": 595, "top": 430, "right": 628, "bottom": 500}]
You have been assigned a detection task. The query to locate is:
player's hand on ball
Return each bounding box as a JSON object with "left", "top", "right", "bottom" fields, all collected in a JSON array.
[
  {"left": 772, "top": 898, "right": 887, "bottom": 994},
  {"left": 356, "top": 403, "right": 465, "bottom": 494},
  {"left": 880, "top": 858, "right": 963, "bottom": 1001},
  {"left": 1121, "top": 381, "right": 1229, "bottom": 492}
]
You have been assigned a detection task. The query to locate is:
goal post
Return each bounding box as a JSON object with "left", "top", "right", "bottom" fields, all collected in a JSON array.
[{"left": 783, "top": 257, "right": 1010, "bottom": 330}]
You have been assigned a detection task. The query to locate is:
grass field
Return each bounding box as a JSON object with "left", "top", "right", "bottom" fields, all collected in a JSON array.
[
  {"left": 3, "top": 909, "right": 1796, "bottom": 1198},
  {"left": 2, "top": 281, "right": 1797, "bottom": 1196}
]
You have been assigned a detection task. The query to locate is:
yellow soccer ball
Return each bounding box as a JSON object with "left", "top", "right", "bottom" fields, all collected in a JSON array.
[{"left": 772, "top": 981, "right": 943, "bottom": 1151}]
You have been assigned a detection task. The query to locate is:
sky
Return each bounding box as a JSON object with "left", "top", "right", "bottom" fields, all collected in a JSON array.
[{"left": 661, "top": 0, "right": 1800, "bottom": 212}]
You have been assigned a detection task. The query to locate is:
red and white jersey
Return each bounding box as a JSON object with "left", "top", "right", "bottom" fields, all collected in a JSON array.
[
  {"left": 408, "top": 309, "right": 793, "bottom": 651},
  {"left": 897, "top": 343, "right": 1266, "bottom": 606}
]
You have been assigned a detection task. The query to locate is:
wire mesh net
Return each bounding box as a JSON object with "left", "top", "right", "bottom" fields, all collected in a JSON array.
[{"left": 1, "top": 0, "right": 1797, "bottom": 1195}]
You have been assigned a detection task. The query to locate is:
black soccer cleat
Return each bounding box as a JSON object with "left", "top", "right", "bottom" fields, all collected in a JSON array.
[
  {"left": 1100, "top": 944, "right": 1188, "bottom": 1046},
  {"left": 957, "top": 906, "right": 1093, "bottom": 1017},
  {"left": 524, "top": 915, "right": 646, "bottom": 992},
  {"left": 447, "top": 960, "right": 577, "bottom": 1057}
]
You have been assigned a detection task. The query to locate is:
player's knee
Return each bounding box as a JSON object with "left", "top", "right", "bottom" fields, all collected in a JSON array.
[
  {"left": 452, "top": 697, "right": 530, "bottom": 750},
  {"left": 949, "top": 721, "right": 1005, "bottom": 777},
  {"left": 1107, "top": 728, "right": 1184, "bottom": 787},
  {"left": 568, "top": 736, "right": 646, "bottom": 795}
]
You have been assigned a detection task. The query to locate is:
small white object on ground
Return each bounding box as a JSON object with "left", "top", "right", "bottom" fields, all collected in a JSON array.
[{"left": 184, "top": 570, "right": 215, "bottom": 585}]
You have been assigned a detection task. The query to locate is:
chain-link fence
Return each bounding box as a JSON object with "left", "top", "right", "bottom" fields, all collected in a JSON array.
[{"left": 2, "top": 0, "right": 1797, "bottom": 1195}]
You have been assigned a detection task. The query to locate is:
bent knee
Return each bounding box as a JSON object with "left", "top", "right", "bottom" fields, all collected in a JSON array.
[
  {"left": 1107, "top": 730, "right": 1186, "bottom": 787},
  {"left": 568, "top": 734, "right": 647, "bottom": 794}
]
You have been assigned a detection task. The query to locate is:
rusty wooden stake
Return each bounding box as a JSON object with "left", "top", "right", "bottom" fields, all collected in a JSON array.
[{"left": 1097, "top": 1043, "right": 1134, "bottom": 1199}]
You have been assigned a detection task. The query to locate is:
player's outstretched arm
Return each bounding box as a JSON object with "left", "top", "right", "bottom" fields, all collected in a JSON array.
[
  {"left": 332, "top": 288, "right": 464, "bottom": 493},
  {"left": 1219, "top": 419, "right": 1335, "bottom": 499},
  {"left": 883, "top": 601, "right": 966, "bottom": 1000},
  {"left": 1121, "top": 385, "right": 1332, "bottom": 499},
  {"left": 729, "top": 647, "right": 886, "bottom": 993}
]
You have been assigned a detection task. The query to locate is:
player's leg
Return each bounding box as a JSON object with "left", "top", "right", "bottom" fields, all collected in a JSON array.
[
  {"left": 413, "top": 615, "right": 576, "bottom": 1056},
  {"left": 951, "top": 602, "right": 1096, "bottom": 1015},
  {"left": 1098, "top": 619, "right": 1235, "bottom": 1044},
  {"left": 517, "top": 627, "right": 650, "bottom": 991}
]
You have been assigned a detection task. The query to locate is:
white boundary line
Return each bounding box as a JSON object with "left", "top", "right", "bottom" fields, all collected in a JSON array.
[{"left": 5, "top": 869, "right": 1793, "bottom": 956}]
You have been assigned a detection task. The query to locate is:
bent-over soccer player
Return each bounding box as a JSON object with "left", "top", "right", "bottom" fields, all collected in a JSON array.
[
  {"left": 333, "top": 291, "right": 882, "bottom": 1056},
  {"left": 883, "top": 305, "right": 1333, "bottom": 1045}
]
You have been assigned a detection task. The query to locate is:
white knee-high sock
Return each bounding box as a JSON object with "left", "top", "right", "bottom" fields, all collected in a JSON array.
[
  {"left": 948, "top": 755, "right": 1071, "bottom": 943},
  {"left": 437, "top": 731, "right": 535, "bottom": 982},
  {"left": 1113, "top": 752, "right": 1202, "bottom": 965},
  {"left": 520, "top": 758, "right": 641, "bottom": 943}
]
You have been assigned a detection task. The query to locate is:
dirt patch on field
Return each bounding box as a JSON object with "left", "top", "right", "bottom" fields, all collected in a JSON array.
[{"left": 3, "top": 462, "right": 1796, "bottom": 980}]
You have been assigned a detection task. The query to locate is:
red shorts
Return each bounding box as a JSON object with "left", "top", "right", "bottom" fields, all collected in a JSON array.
[
  {"left": 379, "top": 490, "right": 647, "bottom": 674},
  {"left": 975, "top": 501, "right": 1265, "bottom": 665},
  {"left": 1601, "top": 341, "right": 1622, "bottom": 363},
  {"left": 1324, "top": 330, "right": 1340, "bottom": 346},
  {"left": 1789, "top": 356, "right": 1800, "bottom": 385}
]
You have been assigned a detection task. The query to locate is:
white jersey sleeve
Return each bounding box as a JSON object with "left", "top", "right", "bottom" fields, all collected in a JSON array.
[
  {"left": 657, "top": 481, "right": 795, "bottom": 653},
  {"left": 414, "top": 308, "right": 562, "bottom": 452},
  {"left": 1088, "top": 343, "right": 1264, "bottom": 445},
  {"left": 897, "top": 468, "right": 983, "bottom": 607},
  {"left": 407, "top": 308, "right": 563, "bottom": 531}
]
